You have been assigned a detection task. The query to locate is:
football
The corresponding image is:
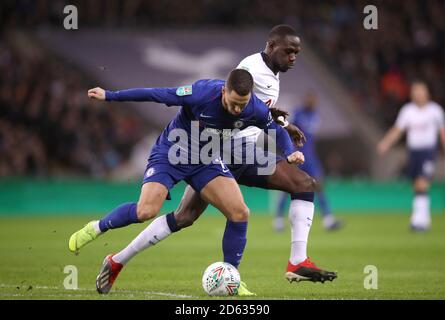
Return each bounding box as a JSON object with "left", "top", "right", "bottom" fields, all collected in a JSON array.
[{"left": 202, "top": 262, "right": 240, "bottom": 296}]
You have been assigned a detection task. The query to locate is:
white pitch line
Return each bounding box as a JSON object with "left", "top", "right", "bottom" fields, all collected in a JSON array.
[{"left": 0, "top": 283, "right": 196, "bottom": 299}]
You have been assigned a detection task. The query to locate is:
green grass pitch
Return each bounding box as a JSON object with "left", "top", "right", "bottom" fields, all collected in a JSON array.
[{"left": 0, "top": 214, "right": 444, "bottom": 300}]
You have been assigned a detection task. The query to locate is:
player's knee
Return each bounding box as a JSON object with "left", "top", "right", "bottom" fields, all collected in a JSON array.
[
  {"left": 414, "top": 178, "right": 429, "bottom": 193},
  {"left": 136, "top": 202, "right": 159, "bottom": 221},
  {"left": 228, "top": 204, "right": 250, "bottom": 222},
  {"left": 174, "top": 209, "right": 197, "bottom": 229},
  {"left": 289, "top": 175, "right": 317, "bottom": 193}
]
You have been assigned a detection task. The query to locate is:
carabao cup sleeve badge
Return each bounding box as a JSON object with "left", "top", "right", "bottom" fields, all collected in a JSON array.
[{"left": 176, "top": 85, "right": 193, "bottom": 96}]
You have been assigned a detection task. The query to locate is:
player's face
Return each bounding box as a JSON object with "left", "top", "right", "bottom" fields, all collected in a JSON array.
[
  {"left": 411, "top": 83, "right": 429, "bottom": 106},
  {"left": 270, "top": 36, "right": 301, "bottom": 72},
  {"left": 221, "top": 87, "right": 251, "bottom": 116}
]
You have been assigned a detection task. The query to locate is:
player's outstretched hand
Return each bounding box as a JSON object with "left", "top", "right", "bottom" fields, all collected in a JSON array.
[
  {"left": 88, "top": 87, "right": 106, "bottom": 100},
  {"left": 287, "top": 151, "right": 305, "bottom": 165}
]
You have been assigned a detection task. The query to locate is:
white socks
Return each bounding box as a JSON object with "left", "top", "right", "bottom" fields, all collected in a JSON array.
[
  {"left": 288, "top": 199, "right": 314, "bottom": 265},
  {"left": 411, "top": 194, "right": 431, "bottom": 229},
  {"left": 113, "top": 215, "right": 173, "bottom": 265},
  {"left": 92, "top": 221, "right": 103, "bottom": 235}
]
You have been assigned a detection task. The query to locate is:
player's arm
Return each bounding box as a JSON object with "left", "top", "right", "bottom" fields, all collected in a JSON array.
[
  {"left": 377, "top": 126, "right": 403, "bottom": 156},
  {"left": 257, "top": 108, "right": 304, "bottom": 165},
  {"left": 270, "top": 107, "right": 306, "bottom": 147},
  {"left": 88, "top": 86, "right": 188, "bottom": 107}
]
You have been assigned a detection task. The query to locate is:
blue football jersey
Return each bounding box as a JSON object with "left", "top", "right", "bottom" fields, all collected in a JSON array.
[{"left": 106, "top": 79, "right": 296, "bottom": 163}]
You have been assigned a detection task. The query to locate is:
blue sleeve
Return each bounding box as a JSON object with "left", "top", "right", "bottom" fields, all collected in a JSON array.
[
  {"left": 255, "top": 101, "right": 297, "bottom": 157},
  {"left": 105, "top": 88, "right": 181, "bottom": 106}
]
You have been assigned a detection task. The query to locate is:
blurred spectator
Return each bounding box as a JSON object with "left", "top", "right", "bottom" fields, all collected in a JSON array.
[
  {"left": 1, "top": 0, "right": 444, "bottom": 176},
  {"left": 0, "top": 34, "right": 145, "bottom": 177},
  {"left": 2, "top": 0, "right": 443, "bottom": 128}
]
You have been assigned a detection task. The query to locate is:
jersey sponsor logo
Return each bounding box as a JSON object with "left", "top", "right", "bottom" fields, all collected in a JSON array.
[
  {"left": 266, "top": 84, "right": 272, "bottom": 88},
  {"left": 176, "top": 85, "right": 193, "bottom": 96},
  {"left": 145, "top": 167, "right": 156, "bottom": 178}
]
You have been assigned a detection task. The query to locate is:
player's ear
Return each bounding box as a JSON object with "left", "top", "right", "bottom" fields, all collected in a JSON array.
[
  {"left": 267, "top": 40, "right": 275, "bottom": 50},
  {"left": 221, "top": 86, "right": 226, "bottom": 96}
]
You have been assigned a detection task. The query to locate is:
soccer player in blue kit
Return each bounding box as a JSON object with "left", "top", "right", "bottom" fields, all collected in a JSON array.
[
  {"left": 79, "top": 69, "right": 305, "bottom": 294},
  {"left": 274, "top": 92, "right": 343, "bottom": 231},
  {"left": 70, "top": 25, "right": 338, "bottom": 295}
]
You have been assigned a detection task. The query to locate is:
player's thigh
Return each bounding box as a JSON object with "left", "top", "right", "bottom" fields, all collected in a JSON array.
[
  {"left": 200, "top": 176, "right": 249, "bottom": 222},
  {"left": 137, "top": 182, "right": 169, "bottom": 220},
  {"left": 266, "top": 160, "right": 317, "bottom": 193},
  {"left": 175, "top": 184, "right": 209, "bottom": 225}
]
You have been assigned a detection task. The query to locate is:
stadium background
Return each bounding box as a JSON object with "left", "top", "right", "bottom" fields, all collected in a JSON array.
[{"left": 0, "top": 0, "right": 444, "bottom": 300}]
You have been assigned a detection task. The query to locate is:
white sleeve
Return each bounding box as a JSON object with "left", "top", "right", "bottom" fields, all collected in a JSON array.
[
  {"left": 236, "top": 57, "right": 251, "bottom": 71},
  {"left": 395, "top": 106, "right": 409, "bottom": 131}
]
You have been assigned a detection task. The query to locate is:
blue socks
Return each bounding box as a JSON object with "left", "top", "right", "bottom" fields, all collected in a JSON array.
[
  {"left": 98, "top": 202, "right": 140, "bottom": 232},
  {"left": 222, "top": 220, "right": 248, "bottom": 269}
]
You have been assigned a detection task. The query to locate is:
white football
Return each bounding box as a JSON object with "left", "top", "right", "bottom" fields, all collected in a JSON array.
[{"left": 202, "top": 262, "right": 240, "bottom": 296}]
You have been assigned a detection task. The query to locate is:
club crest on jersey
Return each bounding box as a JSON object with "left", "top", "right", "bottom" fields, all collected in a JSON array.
[
  {"left": 145, "top": 167, "right": 156, "bottom": 177},
  {"left": 176, "top": 85, "right": 193, "bottom": 96},
  {"left": 233, "top": 120, "right": 244, "bottom": 129}
]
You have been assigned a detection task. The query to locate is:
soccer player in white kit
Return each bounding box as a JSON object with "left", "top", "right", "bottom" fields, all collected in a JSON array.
[
  {"left": 377, "top": 81, "right": 445, "bottom": 231},
  {"left": 70, "top": 25, "right": 337, "bottom": 296}
]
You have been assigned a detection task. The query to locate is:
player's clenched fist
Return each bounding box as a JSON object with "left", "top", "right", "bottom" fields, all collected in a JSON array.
[
  {"left": 88, "top": 87, "right": 106, "bottom": 100},
  {"left": 287, "top": 151, "right": 305, "bottom": 165}
]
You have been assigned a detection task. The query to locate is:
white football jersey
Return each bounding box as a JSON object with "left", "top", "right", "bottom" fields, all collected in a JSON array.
[
  {"left": 395, "top": 101, "right": 445, "bottom": 150},
  {"left": 234, "top": 53, "right": 280, "bottom": 141}
]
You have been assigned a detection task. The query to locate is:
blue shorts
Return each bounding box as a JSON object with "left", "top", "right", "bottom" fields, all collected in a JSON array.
[
  {"left": 142, "top": 157, "right": 233, "bottom": 199},
  {"left": 407, "top": 148, "right": 436, "bottom": 180},
  {"left": 228, "top": 152, "right": 285, "bottom": 188}
]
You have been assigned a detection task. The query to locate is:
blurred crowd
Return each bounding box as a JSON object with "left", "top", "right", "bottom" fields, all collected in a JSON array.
[
  {"left": 0, "top": 34, "right": 144, "bottom": 177},
  {"left": 2, "top": 0, "right": 444, "bottom": 130}
]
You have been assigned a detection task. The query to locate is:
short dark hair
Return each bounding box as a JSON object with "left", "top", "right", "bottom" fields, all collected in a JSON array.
[
  {"left": 226, "top": 69, "right": 253, "bottom": 96},
  {"left": 268, "top": 24, "right": 297, "bottom": 41}
]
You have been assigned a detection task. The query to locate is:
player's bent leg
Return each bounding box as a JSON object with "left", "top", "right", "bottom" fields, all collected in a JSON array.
[
  {"left": 200, "top": 176, "right": 256, "bottom": 296},
  {"left": 200, "top": 176, "right": 249, "bottom": 222},
  {"left": 68, "top": 182, "right": 165, "bottom": 254},
  {"left": 264, "top": 161, "right": 337, "bottom": 283},
  {"left": 266, "top": 160, "right": 317, "bottom": 194},
  {"left": 95, "top": 182, "right": 169, "bottom": 294},
  {"left": 136, "top": 182, "right": 170, "bottom": 221},
  {"left": 68, "top": 202, "right": 140, "bottom": 254},
  {"left": 174, "top": 184, "right": 209, "bottom": 229}
]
